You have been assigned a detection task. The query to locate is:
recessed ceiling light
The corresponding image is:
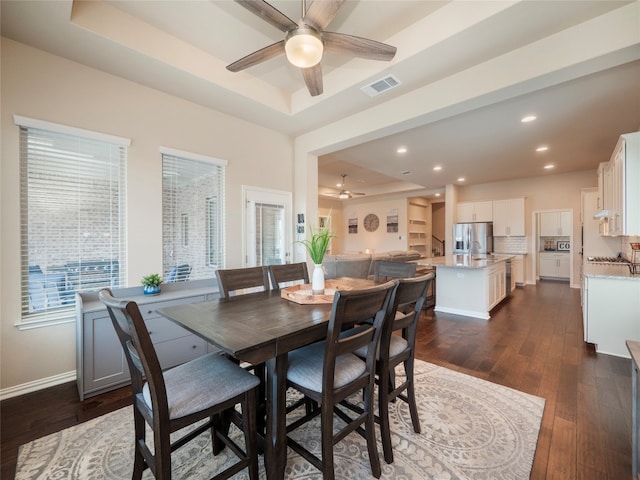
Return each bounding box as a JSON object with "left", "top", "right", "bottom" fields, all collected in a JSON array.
[
  {"left": 433, "top": 165, "right": 442, "bottom": 171},
  {"left": 457, "top": 177, "right": 465, "bottom": 182},
  {"left": 435, "top": 193, "right": 441, "bottom": 197},
  {"left": 397, "top": 146, "right": 407, "bottom": 154},
  {"left": 521, "top": 115, "right": 537, "bottom": 123},
  {"left": 336, "top": 182, "right": 342, "bottom": 187},
  {"left": 544, "top": 164, "right": 555, "bottom": 169},
  {"left": 536, "top": 146, "right": 548, "bottom": 152}
]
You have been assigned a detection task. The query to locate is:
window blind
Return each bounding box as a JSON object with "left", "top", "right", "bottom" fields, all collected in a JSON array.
[
  {"left": 162, "top": 152, "right": 225, "bottom": 278},
  {"left": 19, "top": 125, "right": 127, "bottom": 323}
]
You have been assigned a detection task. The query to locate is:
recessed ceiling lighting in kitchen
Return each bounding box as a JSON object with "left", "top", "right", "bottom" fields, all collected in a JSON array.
[
  {"left": 433, "top": 165, "right": 442, "bottom": 171},
  {"left": 457, "top": 177, "right": 465, "bottom": 182},
  {"left": 536, "top": 146, "right": 549, "bottom": 152},
  {"left": 544, "top": 164, "right": 555, "bottom": 169},
  {"left": 396, "top": 147, "right": 407, "bottom": 154},
  {"left": 521, "top": 115, "right": 537, "bottom": 123},
  {"left": 435, "top": 193, "right": 441, "bottom": 197}
]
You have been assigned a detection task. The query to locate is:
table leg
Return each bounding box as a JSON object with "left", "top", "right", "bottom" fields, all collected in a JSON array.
[{"left": 264, "top": 355, "right": 287, "bottom": 480}]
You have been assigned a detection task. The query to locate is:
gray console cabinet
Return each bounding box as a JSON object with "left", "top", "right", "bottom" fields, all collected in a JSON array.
[{"left": 76, "top": 279, "right": 219, "bottom": 400}]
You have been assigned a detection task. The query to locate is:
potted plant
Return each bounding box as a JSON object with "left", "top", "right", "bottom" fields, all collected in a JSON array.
[
  {"left": 297, "top": 212, "right": 335, "bottom": 294},
  {"left": 141, "top": 273, "right": 163, "bottom": 295}
]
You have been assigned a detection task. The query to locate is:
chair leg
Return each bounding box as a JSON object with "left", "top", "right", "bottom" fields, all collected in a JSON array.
[
  {"left": 405, "top": 358, "right": 421, "bottom": 434},
  {"left": 321, "top": 401, "right": 336, "bottom": 480},
  {"left": 242, "top": 389, "right": 259, "bottom": 480},
  {"left": 132, "top": 411, "right": 146, "bottom": 480},
  {"left": 364, "top": 383, "right": 382, "bottom": 478},
  {"left": 154, "top": 424, "right": 172, "bottom": 480},
  {"left": 378, "top": 364, "right": 394, "bottom": 464}
]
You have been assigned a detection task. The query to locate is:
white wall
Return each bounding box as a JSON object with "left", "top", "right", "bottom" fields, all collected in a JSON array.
[{"left": 0, "top": 38, "right": 293, "bottom": 392}]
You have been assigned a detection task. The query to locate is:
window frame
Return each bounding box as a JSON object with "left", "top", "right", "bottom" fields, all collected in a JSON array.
[
  {"left": 161, "top": 146, "right": 227, "bottom": 279},
  {"left": 14, "top": 115, "right": 130, "bottom": 329}
]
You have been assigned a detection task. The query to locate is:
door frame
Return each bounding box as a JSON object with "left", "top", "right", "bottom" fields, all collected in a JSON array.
[
  {"left": 241, "top": 185, "right": 293, "bottom": 267},
  {"left": 532, "top": 208, "right": 574, "bottom": 287}
]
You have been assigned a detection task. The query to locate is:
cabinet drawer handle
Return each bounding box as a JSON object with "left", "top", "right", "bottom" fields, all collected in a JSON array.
[
  {"left": 192, "top": 345, "right": 197, "bottom": 349},
  {"left": 147, "top": 310, "right": 153, "bottom": 314}
]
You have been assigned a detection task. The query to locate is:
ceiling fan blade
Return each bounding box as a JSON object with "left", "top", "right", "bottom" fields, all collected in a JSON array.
[
  {"left": 226, "top": 41, "right": 285, "bottom": 72},
  {"left": 303, "top": 0, "right": 345, "bottom": 31},
  {"left": 301, "top": 64, "right": 323, "bottom": 96},
  {"left": 323, "top": 32, "right": 397, "bottom": 61},
  {"left": 234, "top": 0, "right": 297, "bottom": 33}
]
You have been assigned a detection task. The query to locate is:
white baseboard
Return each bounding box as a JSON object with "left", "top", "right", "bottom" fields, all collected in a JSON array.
[{"left": 0, "top": 370, "right": 76, "bottom": 401}]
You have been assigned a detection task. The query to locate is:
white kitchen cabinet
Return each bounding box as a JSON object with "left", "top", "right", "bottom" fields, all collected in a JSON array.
[
  {"left": 457, "top": 201, "right": 493, "bottom": 223},
  {"left": 598, "top": 132, "right": 640, "bottom": 236},
  {"left": 539, "top": 252, "right": 570, "bottom": 279},
  {"left": 433, "top": 259, "right": 507, "bottom": 320},
  {"left": 493, "top": 198, "right": 525, "bottom": 236},
  {"left": 76, "top": 278, "right": 219, "bottom": 400},
  {"left": 512, "top": 254, "right": 525, "bottom": 286},
  {"left": 540, "top": 211, "right": 572, "bottom": 236},
  {"left": 584, "top": 275, "right": 640, "bottom": 358}
]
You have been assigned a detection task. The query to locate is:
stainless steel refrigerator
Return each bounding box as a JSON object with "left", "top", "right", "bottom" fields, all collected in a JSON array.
[{"left": 453, "top": 222, "right": 493, "bottom": 254}]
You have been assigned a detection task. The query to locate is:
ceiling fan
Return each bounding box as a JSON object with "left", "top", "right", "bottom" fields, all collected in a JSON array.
[
  {"left": 329, "top": 174, "right": 365, "bottom": 199},
  {"left": 226, "top": 0, "right": 397, "bottom": 96}
]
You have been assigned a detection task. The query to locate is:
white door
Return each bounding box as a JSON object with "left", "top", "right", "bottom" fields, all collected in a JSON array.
[{"left": 243, "top": 187, "right": 292, "bottom": 267}]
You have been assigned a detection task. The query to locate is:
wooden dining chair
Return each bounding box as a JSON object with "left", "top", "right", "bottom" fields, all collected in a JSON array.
[
  {"left": 268, "top": 262, "right": 309, "bottom": 289},
  {"left": 98, "top": 288, "right": 260, "bottom": 480},
  {"left": 216, "top": 266, "right": 270, "bottom": 297},
  {"left": 285, "top": 280, "right": 398, "bottom": 480},
  {"left": 348, "top": 272, "right": 434, "bottom": 464},
  {"left": 373, "top": 260, "right": 417, "bottom": 282}
]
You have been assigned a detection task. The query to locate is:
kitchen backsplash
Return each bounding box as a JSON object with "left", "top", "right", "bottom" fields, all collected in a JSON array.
[{"left": 494, "top": 236, "right": 528, "bottom": 254}]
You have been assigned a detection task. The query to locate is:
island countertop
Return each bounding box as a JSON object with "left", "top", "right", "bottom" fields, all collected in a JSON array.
[{"left": 415, "top": 254, "right": 515, "bottom": 269}]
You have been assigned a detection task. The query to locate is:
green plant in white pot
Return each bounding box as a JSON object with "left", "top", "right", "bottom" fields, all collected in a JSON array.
[
  {"left": 297, "top": 213, "right": 335, "bottom": 294},
  {"left": 141, "top": 273, "right": 163, "bottom": 295}
]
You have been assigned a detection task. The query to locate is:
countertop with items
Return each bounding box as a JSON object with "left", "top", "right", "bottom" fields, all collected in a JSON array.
[
  {"left": 583, "top": 262, "right": 640, "bottom": 280},
  {"left": 415, "top": 253, "right": 514, "bottom": 270}
]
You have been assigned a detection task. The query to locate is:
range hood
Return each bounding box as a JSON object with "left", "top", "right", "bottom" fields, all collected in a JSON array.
[{"left": 593, "top": 209, "right": 609, "bottom": 219}]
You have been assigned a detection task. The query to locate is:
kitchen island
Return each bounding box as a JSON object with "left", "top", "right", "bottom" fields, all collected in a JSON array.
[{"left": 416, "top": 254, "right": 513, "bottom": 319}]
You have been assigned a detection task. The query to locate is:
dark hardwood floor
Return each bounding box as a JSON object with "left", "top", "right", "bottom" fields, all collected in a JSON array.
[{"left": 1, "top": 281, "right": 632, "bottom": 479}]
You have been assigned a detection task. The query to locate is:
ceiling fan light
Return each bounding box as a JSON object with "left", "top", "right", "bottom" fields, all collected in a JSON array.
[
  {"left": 339, "top": 192, "right": 349, "bottom": 199},
  {"left": 285, "top": 28, "right": 323, "bottom": 68}
]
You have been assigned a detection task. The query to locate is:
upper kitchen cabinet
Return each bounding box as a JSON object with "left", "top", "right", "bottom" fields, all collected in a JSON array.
[
  {"left": 540, "top": 211, "right": 572, "bottom": 236},
  {"left": 493, "top": 198, "right": 525, "bottom": 236},
  {"left": 605, "top": 132, "right": 640, "bottom": 236},
  {"left": 457, "top": 201, "right": 493, "bottom": 223}
]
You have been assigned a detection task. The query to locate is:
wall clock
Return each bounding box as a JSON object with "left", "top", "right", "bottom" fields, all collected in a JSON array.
[{"left": 363, "top": 213, "right": 380, "bottom": 232}]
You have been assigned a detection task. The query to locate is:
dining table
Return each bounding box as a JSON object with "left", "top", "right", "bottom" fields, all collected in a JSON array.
[{"left": 156, "top": 277, "right": 375, "bottom": 480}]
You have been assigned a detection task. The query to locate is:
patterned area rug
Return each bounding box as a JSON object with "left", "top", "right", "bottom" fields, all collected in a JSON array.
[{"left": 16, "top": 360, "right": 544, "bottom": 479}]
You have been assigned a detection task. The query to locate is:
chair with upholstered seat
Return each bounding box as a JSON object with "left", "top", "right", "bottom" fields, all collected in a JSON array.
[
  {"left": 349, "top": 272, "right": 434, "bottom": 464},
  {"left": 285, "top": 280, "right": 398, "bottom": 480},
  {"left": 267, "top": 262, "right": 309, "bottom": 289},
  {"left": 216, "top": 266, "right": 270, "bottom": 297},
  {"left": 373, "top": 260, "right": 416, "bottom": 283},
  {"left": 99, "top": 288, "right": 260, "bottom": 480}
]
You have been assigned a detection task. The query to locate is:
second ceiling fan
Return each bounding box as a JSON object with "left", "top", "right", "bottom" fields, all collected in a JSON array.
[
  {"left": 333, "top": 174, "right": 365, "bottom": 199},
  {"left": 226, "top": 0, "right": 397, "bottom": 96}
]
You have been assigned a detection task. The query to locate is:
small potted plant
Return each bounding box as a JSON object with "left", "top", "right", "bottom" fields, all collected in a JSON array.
[
  {"left": 141, "top": 273, "right": 163, "bottom": 295},
  {"left": 297, "top": 212, "right": 335, "bottom": 295}
]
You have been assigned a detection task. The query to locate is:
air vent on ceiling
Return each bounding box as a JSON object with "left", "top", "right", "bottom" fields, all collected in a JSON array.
[{"left": 360, "top": 74, "right": 401, "bottom": 97}]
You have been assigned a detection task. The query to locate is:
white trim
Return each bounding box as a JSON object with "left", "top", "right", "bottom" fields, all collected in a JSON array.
[
  {"left": 159, "top": 146, "right": 228, "bottom": 167},
  {"left": 0, "top": 371, "right": 76, "bottom": 401},
  {"left": 13, "top": 115, "right": 131, "bottom": 146}
]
